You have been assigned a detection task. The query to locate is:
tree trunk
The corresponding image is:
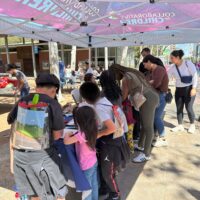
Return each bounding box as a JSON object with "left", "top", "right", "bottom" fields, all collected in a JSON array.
[{"left": 48, "top": 42, "right": 62, "bottom": 100}]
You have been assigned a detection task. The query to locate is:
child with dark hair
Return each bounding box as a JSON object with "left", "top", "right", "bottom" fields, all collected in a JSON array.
[
  {"left": 64, "top": 106, "right": 99, "bottom": 200},
  {"left": 84, "top": 73, "right": 95, "bottom": 83},
  {"left": 80, "top": 82, "right": 129, "bottom": 200},
  {"left": 100, "top": 70, "right": 134, "bottom": 152}
]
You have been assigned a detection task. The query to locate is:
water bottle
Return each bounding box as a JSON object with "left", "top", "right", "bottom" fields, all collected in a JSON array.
[{"left": 20, "top": 195, "right": 29, "bottom": 200}]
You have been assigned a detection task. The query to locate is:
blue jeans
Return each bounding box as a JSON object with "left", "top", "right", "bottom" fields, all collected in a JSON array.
[
  {"left": 20, "top": 87, "right": 30, "bottom": 98},
  {"left": 83, "top": 162, "right": 99, "bottom": 200},
  {"left": 154, "top": 93, "right": 166, "bottom": 137}
]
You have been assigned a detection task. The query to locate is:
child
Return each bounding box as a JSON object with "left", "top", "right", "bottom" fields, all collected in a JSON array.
[
  {"left": 64, "top": 106, "right": 99, "bottom": 200},
  {"left": 80, "top": 82, "right": 128, "bottom": 200}
]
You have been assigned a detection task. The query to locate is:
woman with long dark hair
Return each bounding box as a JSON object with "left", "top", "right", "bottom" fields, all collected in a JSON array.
[
  {"left": 110, "top": 64, "right": 159, "bottom": 163},
  {"left": 100, "top": 70, "right": 135, "bottom": 152},
  {"left": 169, "top": 50, "right": 198, "bottom": 134},
  {"left": 100, "top": 70, "right": 122, "bottom": 106},
  {"left": 143, "top": 55, "right": 169, "bottom": 147}
]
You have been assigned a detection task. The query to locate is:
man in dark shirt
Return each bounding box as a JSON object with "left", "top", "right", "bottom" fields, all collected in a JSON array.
[
  {"left": 7, "top": 64, "right": 30, "bottom": 97},
  {"left": 8, "top": 73, "right": 67, "bottom": 200},
  {"left": 139, "top": 48, "right": 164, "bottom": 76}
]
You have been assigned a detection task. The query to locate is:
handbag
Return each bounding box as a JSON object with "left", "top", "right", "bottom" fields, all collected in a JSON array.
[
  {"left": 112, "top": 105, "right": 124, "bottom": 139},
  {"left": 165, "top": 88, "right": 173, "bottom": 104},
  {"left": 175, "top": 61, "right": 193, "bottom": 84},
  {"left": 130, "top": 84, "right": 146, "bottom": 111}
]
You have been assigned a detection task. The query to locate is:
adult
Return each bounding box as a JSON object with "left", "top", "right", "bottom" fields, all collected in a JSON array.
[
  {"left": 168, "top": 50, "right": 198, "bottom": 134},
  {"left": 7, "top": 64, "right": 30, "bottom": 97},
  {"left": 139, "top": 48, "right": 164, "bottom": 76},
  {"left": 143, "top": 55, "right": 169, "bottom": 147},
  {"left": 110, "top": 64, "right": 159, "bottom": 162},
  {"left": 85, "top": 61, "right": 94, "bottom": 74},
  {"left": 8, "top": 73, "right": 68, "bottom": 200}
]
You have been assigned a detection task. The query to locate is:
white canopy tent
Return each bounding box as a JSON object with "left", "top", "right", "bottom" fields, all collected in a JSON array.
[{"left": 0, "top": 0, "right": 200, "bottom": 47}]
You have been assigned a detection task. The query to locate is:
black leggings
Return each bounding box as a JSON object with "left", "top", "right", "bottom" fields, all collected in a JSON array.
[{"left": 175, "top": 86, "right": 195, "bottom": 124}]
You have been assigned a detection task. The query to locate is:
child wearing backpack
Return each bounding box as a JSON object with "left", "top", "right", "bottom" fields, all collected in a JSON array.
[
  {"left": 64, "top": 106, "right": 99, "bottom": 200},
  {"left": 80, "top": 82, "right": 130, "bottom": 200}
]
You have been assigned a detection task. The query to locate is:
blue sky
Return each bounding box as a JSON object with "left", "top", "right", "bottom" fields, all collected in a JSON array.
[{"left": 176, "top": 44, "right": 194, "bottom": 57}]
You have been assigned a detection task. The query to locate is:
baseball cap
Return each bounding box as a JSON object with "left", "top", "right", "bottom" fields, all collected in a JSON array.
[{"left": 36, "top": 73, "right": 60, "bottom": 93}]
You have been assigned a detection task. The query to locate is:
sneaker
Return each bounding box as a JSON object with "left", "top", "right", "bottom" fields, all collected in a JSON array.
[
  {"left": 134, "top": 144, "right": 144, "bottom": 151},
  {"left": 132, "top": 152, "right": 151, "bottom": 163},
  {"left": 104, "top": 193, "right": 120, "bottom": 200},
  {"left": 188, "top": 124, "right": 196, "bottom": 134},
  {"left": 152, "top": 138, "right": 168, "bottom": 147},
  {"left": 171, "top": 125, "right": 184, "bottom": 132}
]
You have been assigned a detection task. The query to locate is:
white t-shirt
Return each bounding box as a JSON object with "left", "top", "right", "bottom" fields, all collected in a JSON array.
[
  {"left": 95, "top": 97, "right": 128, "bottom": 133},
  {"left": 168, "top": 60, "right": 198, "bottom": 88},
  {"left": 95, "top": 97, "right": 113, "bottom": 130}
]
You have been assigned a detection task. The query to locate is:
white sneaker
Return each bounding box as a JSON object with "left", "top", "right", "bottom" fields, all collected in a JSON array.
[
  {"left": 132, "top": 152, "right": 151, "bottom": 163},
  {"left": 134, "top": 144, "right": 144, "bottom": 151},
  {"left": 188, "top": 124, "right": 196, "bottom": 134},
  {"left": 171, "top": 125, "right": 184, "bottom": 132},
  {"left": 152, "top": 138, "right": 168, "bottom": 147}
]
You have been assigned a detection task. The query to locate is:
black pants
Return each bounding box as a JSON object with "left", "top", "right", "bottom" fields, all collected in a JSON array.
[
  {"left": 132, "top": 107, "right": 140, "bottom": 140},
  {"left": 175, "top": 86, "right": 195, "bottom": 124},
  {"left": 98, "top": 144, "right": 120, "bottom": 197}
]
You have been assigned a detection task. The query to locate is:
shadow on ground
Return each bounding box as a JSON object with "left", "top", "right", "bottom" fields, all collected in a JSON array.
[
  {"left": 0, "top": 103, "right": 14, "bottom": 115},
  {"left": 186, "top": 188, "right": 200, "bottom": 200}
]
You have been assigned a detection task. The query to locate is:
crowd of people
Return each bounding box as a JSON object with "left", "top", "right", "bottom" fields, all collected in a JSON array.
[{"left": 7, "top": 48, "right": 198, "bottom": 200}]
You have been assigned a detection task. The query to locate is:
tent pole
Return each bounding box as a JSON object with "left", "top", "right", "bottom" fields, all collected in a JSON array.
[
  {"left": 5, "top": 35, "right": 10, "bottom": 64},
  {"left": 105, "top": 47, "right": 108, "bottom": 70},
  {"left": 88, "top": 47, "right": 92, "bottom": 68},
  {"left": 71, "top": 46, "right": 76, "bottom": 71},
  {"left": 95, "top": 48, "right": 98, "bottom": 68},
  {"left": 31, "top": 39, "right": 37, "bottom": 78}
]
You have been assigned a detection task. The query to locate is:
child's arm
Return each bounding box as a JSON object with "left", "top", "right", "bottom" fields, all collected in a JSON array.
[
  {"left": 64, "top": 132, "right": 78, "bottom": 145},
  {"left": 98, "top": 119, "right": 116, "bottom": 138}
]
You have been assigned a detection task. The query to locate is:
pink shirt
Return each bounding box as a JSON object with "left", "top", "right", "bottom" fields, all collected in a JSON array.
[{"left": 75, "top": 131, "right": 97, "bottom": 171}]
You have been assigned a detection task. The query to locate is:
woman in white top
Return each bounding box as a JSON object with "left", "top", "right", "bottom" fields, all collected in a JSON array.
[{"left": 168, "top": 50, "right": 198, "bottom": 134}]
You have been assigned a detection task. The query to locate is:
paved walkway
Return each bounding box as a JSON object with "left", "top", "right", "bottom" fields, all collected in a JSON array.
[{"left": 0, "top": 82, "right": 200, "bottom": 200}]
